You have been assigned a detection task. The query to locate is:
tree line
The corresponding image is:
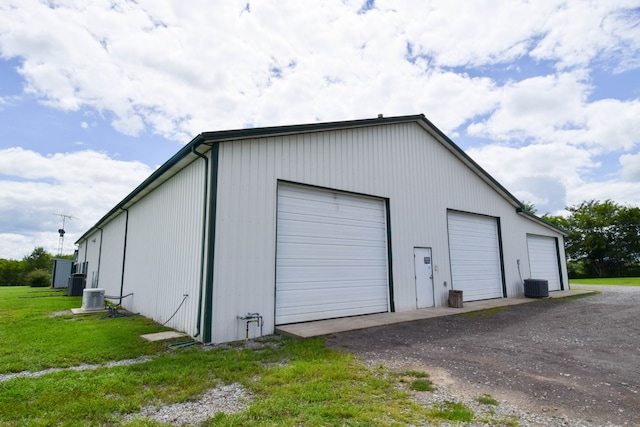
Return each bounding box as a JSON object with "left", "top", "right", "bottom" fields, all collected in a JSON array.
[
  {"left": 542, "top": 200, "right": 640, "bottom": 278},
  {"left": 2, "top": 200, "right": 639, "bottom": 284},
  {"left": 0, "top": 247, "right": 73, "bottom": 287}
]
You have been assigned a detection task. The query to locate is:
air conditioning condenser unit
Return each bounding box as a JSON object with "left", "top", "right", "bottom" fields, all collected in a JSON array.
[{"left": 81, "top": 288, "right": 105, "bottom": 311}]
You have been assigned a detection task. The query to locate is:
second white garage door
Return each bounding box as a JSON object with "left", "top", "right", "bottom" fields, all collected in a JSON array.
[
  {"left": 527, "top": 235, "right": 562, "bottom": 291},
  {"left": 448, "top": 211, "right": 504, "bottom": 301},
  {"left": 275, "top": 184, "right": 389, "bottom": 325}
]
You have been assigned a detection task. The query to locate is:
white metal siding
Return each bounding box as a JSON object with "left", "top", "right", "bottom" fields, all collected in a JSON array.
[
  {"left": 76, "top": 118, "right": 570, "bottom": 345},
  {"left": 448, "top": 211, "right": 503, "bottom": 301},
  {"left": 275, "top": 184, "right": 388, "bottom": 324},
  {"left": 527, "top": 235, "right": 562, "bottom": 291},
  {"left": 76, "top": 242, "right": 87, "bottom": 273},
  {"left": 121, "top": 157, "right": 206, "bottom": 335},
  {"left": 83, "top": 230, "right": 102, "bottom": 288},
  {"left": 211, "top": 122, "right": 569, "bottom": 343},
  {"left": 97, "top": 213, "right": 127, "bottom": 300}
]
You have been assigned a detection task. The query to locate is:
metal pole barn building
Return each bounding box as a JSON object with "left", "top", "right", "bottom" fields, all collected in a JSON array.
[{"left": 76, "top": 114, "right": 569, "bottom": 344}]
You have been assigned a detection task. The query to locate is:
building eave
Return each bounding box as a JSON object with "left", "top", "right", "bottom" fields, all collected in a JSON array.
[{"left": 75, "top": 134, "right": 210, "bottom": 243}]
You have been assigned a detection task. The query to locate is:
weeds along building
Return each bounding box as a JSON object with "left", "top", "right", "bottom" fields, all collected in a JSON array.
[{"left": 75, "top": 114, "right": 569, "bottom": 344}]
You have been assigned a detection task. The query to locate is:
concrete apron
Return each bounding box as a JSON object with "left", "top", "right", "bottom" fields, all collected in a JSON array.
[{"left": 276, "top": 289, "right": 595, "bottom": 339}]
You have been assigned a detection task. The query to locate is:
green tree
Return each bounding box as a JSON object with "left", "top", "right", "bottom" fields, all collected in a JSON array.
[
  {"left": 22, "top": 247, "right": 52, "bottom": 274},
  {"left": 0, "top": 258, "right": 23, "bottom": 286},
  {"left": 615, "top": 205, "right": 640, "bottom": 271},
  {"left": 520, "top": 200, "right": 537, "bottom": 215},
  {"left": 544, "top": 200, "right": 640, "bottom": 277}
]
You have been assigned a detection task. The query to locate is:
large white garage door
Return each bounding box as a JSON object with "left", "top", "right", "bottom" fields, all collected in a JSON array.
[
  {"left": 448, "top": 211, "right": 503, "bottom": 301},
  {"left": 527, "top": 235, "right": 561, "bottom": 291},
  {"left": 275, "top": 184, "right": 389, "bottom": 325}
]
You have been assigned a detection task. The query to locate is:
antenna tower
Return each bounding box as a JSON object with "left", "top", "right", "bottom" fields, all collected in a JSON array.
[{"left": 53, "top": 213, "right": 73, "bottom": 256}]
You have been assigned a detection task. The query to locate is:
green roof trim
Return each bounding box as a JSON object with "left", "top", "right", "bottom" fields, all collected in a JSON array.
[{"left": 515, "top": 207, "right": 568, "bottom": 236}]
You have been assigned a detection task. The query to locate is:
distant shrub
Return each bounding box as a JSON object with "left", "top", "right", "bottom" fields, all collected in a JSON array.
[{"left": 26, "top": 269, "right": 51, "bottom": 288}]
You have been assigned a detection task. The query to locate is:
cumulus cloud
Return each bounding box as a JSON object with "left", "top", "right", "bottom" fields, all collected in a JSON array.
[
  {"left": 467, "top": 73, "right": 590, "bottom": 143},
  {"left": 1, "top": 0, "right": 638, "bottom": 140},
  {"left": 467, "top": 142, "right": 595, "bottom": 214},
  {"left": 0, "top": 0, "right": 640, "bottom": 255},
  {"left": 0, "top": 148, "right": 152, "bottom": 258},
  {"left": 620, "top": 152, "right": 640, "bottom": 182},
  {"left": 469, "top": 141, "right": 640, "bottom": 214}
]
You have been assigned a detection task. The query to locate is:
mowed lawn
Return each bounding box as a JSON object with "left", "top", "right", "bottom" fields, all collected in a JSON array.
[
  {"left": 570, "top": 277, "right": 640, "bottom": 286},
  {"left": 0, "top": 286, "right": 499, "bottom": 427}
]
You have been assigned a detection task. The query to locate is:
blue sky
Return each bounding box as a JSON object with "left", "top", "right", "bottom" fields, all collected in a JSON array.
[{"left": 1, "top": 0, "right": 640, "bottom": 259}]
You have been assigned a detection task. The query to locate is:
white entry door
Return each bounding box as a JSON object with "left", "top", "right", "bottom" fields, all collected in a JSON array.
[{"left": 414, "top": 247, "right": 435, "bottom": 308}]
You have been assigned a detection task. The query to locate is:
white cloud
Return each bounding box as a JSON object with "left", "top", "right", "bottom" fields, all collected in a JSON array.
[
  {"left": 467, "top": 73, "right": 640, "bottom": 154},
  {"left": 569, "top": 180, "right": 640, "bottom": 209},
  {"left": 0, "top": 148, "right": 152, "bottom": 258},
  {"left": 467, "top": 73, "right": 589, "bottom": 143},
  {"left": 620, "top": 152, "right": 640, "bottom": 182},
  {"left": 531, "top": 2, "right": 640, "bottom": 71},
  {"left": 468, "top": 142, "right": 595, "bottom": 214},
  {"left": 0, "top": 0, "right": 640, "bottom": 253},
  {"left": 577, "top": 99, "right": 640, "bottom": 151},
  {"left": 2, "top": 0, "right": 638, "bottom": 141},
  {"left": 468, "top": 141, "right": 640, "bottom": 215}
]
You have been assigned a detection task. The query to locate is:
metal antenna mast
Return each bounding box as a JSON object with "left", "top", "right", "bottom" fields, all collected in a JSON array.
[{"left": 53, "top": 213, "right": 73, "bottom": 256}]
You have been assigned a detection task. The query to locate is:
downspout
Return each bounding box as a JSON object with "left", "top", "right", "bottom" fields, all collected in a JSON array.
[
  {"left": 385, "top": 199, "right": 395, "bottom": 312},
  {"left": 119, "top": 207, "right": 129, "bottom": 305},
  {"left": 203, "top": 142, "right": 219, "bottom": 343},
  {"left": 191, "top": 143, "right": 209, "bottom": 338}
]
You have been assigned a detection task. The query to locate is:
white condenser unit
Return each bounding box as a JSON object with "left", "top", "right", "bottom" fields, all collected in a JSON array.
[{"left": 81, "top": 288, "right": 105, "bottom": 311}]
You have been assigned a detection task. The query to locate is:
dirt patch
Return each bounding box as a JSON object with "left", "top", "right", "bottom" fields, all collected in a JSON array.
[
  {"left": 123, "top": 383, "right": 251, "bottom": 425},
  {"left": 327, "top": 286, "right": 640, "bottom": 426}
]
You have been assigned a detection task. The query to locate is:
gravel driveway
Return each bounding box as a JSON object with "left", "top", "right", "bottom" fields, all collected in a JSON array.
[{"left": 326, "top": 285, "right": 640, "bottom": 426}]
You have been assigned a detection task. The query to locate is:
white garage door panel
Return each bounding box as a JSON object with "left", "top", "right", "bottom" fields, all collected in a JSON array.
[
  {"left": 277, "top": 240, "right": 387, "bottom": 258},
  {"left": 276, "top": 184, "right": 389, "bottom": 325},
  {"left": 527, "top": 235, "right": 561, "bottom": 291},
  {"left": 448, "top": 212, "right": 503, "bottom": 302},
  {"left": 276, "top": 265, "right": 387, "bottom": 281},
  {"left": 277, "top": 282, "right": 388, "bottom": 308}
]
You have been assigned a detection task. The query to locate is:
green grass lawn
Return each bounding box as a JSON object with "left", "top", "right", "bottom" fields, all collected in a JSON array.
[
  {"left": 0, "top": 286, "right": 171, "bottom": 373},
  {"left": 570, "top": 277, "right": 640, "bottom": 286},
  {"left": 0, "top": 286, "right": 509, "bottom": 426}
]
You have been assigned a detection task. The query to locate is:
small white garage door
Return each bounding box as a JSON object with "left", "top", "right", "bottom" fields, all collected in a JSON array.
[
  {"left": 275, "top": 184, "right": 389, "bottom": 325},
  {"left": 527, "top": 235, "right": 562, "bottom": 291},
  {"left": 448, "top": 211, "right": 503, "bottom": 301}
]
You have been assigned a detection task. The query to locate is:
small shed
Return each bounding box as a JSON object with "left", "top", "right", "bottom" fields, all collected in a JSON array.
[{"left": 51, "top": 258, "right": 73, "bottom": 289}]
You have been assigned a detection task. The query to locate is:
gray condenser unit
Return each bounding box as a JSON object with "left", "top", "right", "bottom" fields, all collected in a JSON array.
[
  {"left": 81, "top": 288, "right": 105, "bottom": 311},
  {"left": 524, "top": 279, "right": 549, "bottom": 298},
  {"left": 68, "top": 273, "right": 86, "bottom": 296}
]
